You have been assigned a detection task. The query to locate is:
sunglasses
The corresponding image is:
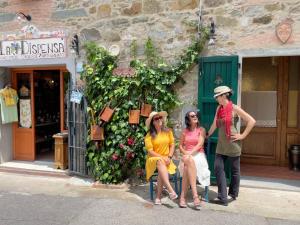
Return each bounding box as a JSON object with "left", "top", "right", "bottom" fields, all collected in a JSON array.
[
  {"left": 153, "top": 116, "right": 163, "bottom": 121},
  {"left": 189, "top": 114, "right": 197, "bottom": 118}
]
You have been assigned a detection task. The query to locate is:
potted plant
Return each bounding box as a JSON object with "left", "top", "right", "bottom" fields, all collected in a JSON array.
[
  {"left": 129, "top": 109, "right": 140, "bottom": 124},
  {"left": 99, "top": 102, "right": 115, "bottom": 123},
  {"left": 140, "top": 103, "right": 152, "bottom": 117},
  {"left": 88, "top": 107, "right": 104, "bottom": 141}
]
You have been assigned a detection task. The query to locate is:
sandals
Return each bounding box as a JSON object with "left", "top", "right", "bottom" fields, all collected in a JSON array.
[
  {"left": 179, "top": 197, "right": 187, "bottom": 208},
  {"left": 193, "top": 196, "right": 201, "bottom": 210},
  {"left": 169, "top": 192, "right": 178, "bottom": 200},
  {"left": 154, "top": 198, "right": 162, "bottom": 205}
]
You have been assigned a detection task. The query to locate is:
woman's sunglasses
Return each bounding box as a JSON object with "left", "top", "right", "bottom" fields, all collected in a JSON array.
[
  {"left": 189, "top": 114, "right": 197, "bottom": 118},
  {"left": 153, "top": 116, "right": 163, "bottom": 121}
]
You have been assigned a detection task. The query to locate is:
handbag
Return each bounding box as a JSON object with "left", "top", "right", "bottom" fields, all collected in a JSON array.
[{"left": 70, "top": 90, "right": 83, "bottom": 104}]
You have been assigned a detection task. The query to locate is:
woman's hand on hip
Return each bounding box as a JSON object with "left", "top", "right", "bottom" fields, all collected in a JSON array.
[{"left": 231, "top": 133, "right": 244, "bottom": 141}]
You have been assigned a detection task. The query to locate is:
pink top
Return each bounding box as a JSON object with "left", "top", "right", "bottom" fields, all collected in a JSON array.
[{"left": 183, "top": 127, "right": 204, "bottom": 153}]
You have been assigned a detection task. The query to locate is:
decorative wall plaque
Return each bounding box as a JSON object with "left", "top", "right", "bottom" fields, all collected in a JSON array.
[
  {"left": 214, "top": 74, "right": 223, "bottom": 85},
  {"left": 276, "top": 19, "right": 293, "bottom": 44}
]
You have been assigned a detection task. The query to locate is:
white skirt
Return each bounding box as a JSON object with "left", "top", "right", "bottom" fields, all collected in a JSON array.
[{"left": 179, "top": 152, "right": 211, "bottom": 186}]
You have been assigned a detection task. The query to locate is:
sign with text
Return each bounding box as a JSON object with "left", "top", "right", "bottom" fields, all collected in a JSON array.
[{"left": 0, "top": 37, "right": 67, "bottom": 60}]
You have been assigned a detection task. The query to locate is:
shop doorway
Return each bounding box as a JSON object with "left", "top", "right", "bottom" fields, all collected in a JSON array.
[
  {"left": 12, "top": 68, "right": 69, "bottom": 162},
  {"left": 241, "top": 56, "right": 300, "bottom": 166},
  {"left": 34, "top": 70, "right": 60, "bottom": 161}
]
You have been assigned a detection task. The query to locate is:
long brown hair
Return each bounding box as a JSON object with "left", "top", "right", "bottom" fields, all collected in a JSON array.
[
  {"left": 185, "top": 111, "right": 200, "bottom": 131},
  {"left": 149, "top": 118, "right": 169, "bottom": 138}
]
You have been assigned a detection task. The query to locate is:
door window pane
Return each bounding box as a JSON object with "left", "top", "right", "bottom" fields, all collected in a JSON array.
[
  {"left": 288, "top": 57, "right": 299, "bottom": 128},
  {"left": 241, "top": 57, "right": 278, "bottom": 127}
]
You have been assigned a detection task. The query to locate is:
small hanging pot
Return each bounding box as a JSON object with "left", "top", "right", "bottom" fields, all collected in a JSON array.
[
  {"left": 140, "top": 103, "right": 152, "bottom": 117},
  {"left": 100, "top": 106, "right": 114, "bottom": 122},
  {"left": 129, "top": 109, "right": 140, "bottom": 124},
  {"left": 91, "top": 125, "right": 104, "bottom": 141}
]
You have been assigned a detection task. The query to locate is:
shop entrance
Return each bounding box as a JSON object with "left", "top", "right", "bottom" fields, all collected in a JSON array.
[
  {"left": 241, "top": 56, "right": 300, "bottom": 166},
  {"left": 12, "top": 68, "right": 69, "bottom": 162}
]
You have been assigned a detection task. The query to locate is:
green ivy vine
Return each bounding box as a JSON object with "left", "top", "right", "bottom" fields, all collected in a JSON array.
[{"left": 82, "top": 30, "right": 209, "bottom": 184}]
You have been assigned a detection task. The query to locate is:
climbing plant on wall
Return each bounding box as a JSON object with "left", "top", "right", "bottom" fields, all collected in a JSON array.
[{"left": 82, "top": 30, "right": 209, "bottom": 184}]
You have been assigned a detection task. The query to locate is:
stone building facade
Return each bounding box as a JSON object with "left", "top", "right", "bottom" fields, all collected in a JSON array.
[
  {"left": 0, "top": 0, "right": 299, "bottom": 168},
  {"left": 195, "top": 0, "right": 300, "bottom": 167},
  {"left": 0, "top": 0, "right": 202, "bottom": 62}
]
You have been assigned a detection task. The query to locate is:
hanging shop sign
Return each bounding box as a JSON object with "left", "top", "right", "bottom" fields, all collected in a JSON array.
[
  {"left": 0, "top": 37, "right": 67, "bottom": 60},
  {"left": 0, "top": 27, "right": 67, "bottom": 60}
]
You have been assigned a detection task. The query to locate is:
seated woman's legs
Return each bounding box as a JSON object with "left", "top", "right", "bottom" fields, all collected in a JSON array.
[
  {"left": 156, "top": 159, "right": 177, "bottom": 197},
  {"left": 156, "top": 173, "right": 164, "bottom": 200},
  {"left": 179, "top": 165, "right": 189, "bottom": 207},
  {"left": 181, "top": 155, "right": 201, "bottom": 207},
  {"left": 182, "top": 155, "right": 198, "bottom": 198}
]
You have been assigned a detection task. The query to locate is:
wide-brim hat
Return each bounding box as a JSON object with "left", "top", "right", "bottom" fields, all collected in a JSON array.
[
  {"left": 213, "top": 86, "right": 232, "bottom": 98},
  {"left": 145, "top": 111, "right": 168, "bottom": 129}
]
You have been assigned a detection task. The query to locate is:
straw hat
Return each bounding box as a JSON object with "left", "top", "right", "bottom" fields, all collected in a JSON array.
[
  {"left": 213, "top": 86, "right": 232, "bottom": 98},
  {"left": 145, "top": 111, "right": 168, "bottom": 129}
]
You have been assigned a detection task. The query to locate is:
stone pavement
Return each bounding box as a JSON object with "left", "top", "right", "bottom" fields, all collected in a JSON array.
[{"left": 0, "top": 171, "right": 299, "bottom": 225}]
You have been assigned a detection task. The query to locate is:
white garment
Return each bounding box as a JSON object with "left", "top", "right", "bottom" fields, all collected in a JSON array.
[
  {"left": 20, "top": 99, "right": 32, "bottom": 128},
  {"left": 179, "top": 152, "right": 211, "bottom": 186}
]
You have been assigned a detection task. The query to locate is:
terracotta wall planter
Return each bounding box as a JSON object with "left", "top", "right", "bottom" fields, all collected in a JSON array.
[
  {"left": 91, "top": 125, "right": 104, "bottom": 141},
  {"left": 129, "top": 110, "right": 140, "bottom": 124},
  {"left": 100, "top": 106, "right": 114, "bottom": 122},
  {"left": 140, "top": 103, "right": 152, "bottom": 117}
]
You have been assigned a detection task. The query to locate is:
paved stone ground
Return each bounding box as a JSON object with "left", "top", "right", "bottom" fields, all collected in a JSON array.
[{"left": 0, "top": 172, "right": 299, "bottom": 225}]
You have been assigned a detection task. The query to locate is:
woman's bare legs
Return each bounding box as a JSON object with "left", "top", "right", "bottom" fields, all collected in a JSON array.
[
  {"left": 179, "top": 164, "right": 189, "bottom": 207},
  {"left": 156, "top": 173, "right": 164, "bottom": 200},
  {"left": 182, "top": 155, "right": 200, "bottom": 206},
  {"left": 186, "top": 156, "right": 198, "bottom": 198},
  {"left": 156, "top": 160, "right": 176, "bottom": 196}
]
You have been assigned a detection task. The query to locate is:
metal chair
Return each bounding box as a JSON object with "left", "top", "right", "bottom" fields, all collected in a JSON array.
[
  {"left": 179, "top": 138, "right": 211, "bottom": 202},
  {"left": 149, "top": 171, "right": 179, "bottom": 201}
]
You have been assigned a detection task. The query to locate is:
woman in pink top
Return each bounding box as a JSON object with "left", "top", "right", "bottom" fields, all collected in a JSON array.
[{"left": 179, "top": 111, "right": 210, "bottom": 209}]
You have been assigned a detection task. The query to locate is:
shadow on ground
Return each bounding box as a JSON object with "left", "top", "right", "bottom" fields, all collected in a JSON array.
[{"left": 127, "top": 182, "right": 219, "bottom": 206}]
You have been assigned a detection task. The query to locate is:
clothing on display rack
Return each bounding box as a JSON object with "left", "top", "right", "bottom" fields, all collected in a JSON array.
[
  {"left": 0, "top": 86, "right": 19, "bottom": 124},
  {"left": 19, "top": 99, "right": 32, "bottom": 128}
]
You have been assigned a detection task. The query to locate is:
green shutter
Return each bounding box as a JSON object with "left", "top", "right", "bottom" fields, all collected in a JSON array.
[{"left": 198, "top": 56, "right": 239, "bottom": 184}]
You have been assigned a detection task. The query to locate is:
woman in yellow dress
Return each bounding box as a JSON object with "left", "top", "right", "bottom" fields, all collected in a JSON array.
[{"left": 145, "top": 111, "right": 178, "bottom": 205}]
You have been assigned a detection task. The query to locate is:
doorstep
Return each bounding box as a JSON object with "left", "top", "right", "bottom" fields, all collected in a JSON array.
[
  {"left": 240, "top": 175, "right": 300, "bottom": 192},
  {"left": 0, "top": 160, "right": 69, "bottom": 178}
]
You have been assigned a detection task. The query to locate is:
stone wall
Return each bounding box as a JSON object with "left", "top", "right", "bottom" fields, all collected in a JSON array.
[
  {"left": 174, "top": 0, "right": 300, "bottom": 128},
  {"left": 0, "top": 0, "right": 201, "bottom": 63},
  {"left": 0, "top": 0, "right": 203, "bottom": 128},
  {"left": 1, "top": 0, "right": 299, "bottom": 129},
  {"left": 202, "top": 0, "right": 300, "bottom": 55}
]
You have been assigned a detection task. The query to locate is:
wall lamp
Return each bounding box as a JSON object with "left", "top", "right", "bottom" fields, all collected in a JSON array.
[
  {"left": 208, "top": 17, "right": 216, "bottom": 45},
  {"left": 71, "top": 34, "right": 80, "bottom": 56},
  {"left": 16, "top": 12, "right": 31, "bottom": 22}
]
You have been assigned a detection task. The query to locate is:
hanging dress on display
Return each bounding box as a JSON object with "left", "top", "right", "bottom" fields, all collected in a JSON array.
[
  {"left": 19, "top": 85, "right": 32, "bottom": 128},
  {"left": 0, "top": 87, "right": 19, "bottom": 124},
  {"left": 19, "top": 99, "right": 32, "bottom": 128}
]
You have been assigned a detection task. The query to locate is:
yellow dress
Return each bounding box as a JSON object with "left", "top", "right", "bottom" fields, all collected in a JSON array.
[{"left": 145, "top": 130, "right": 177, "bottom": 181}]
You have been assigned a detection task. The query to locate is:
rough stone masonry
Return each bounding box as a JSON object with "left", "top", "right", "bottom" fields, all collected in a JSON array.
[{"left": 1, "top": 0, "right": 300, "bottom": 126}]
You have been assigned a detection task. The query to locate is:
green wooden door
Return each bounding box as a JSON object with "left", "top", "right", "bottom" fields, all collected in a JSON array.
[{"left": 198, "top": 56, "right": 239, "bottom": 184}]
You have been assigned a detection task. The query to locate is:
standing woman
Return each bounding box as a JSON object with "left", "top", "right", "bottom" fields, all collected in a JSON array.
[
  {"left": 207, "top": 86, "right": 255, "bottom": 206},
  {"left": 178, "top": 111, "right": 210, "bottom": 209},
  {"left": 145, "top": 111, "right": 178, "bottom": 205}
]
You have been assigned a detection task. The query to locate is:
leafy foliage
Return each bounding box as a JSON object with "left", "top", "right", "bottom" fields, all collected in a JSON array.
[{"left": 82, "top": 31, "right": 208, "bottom": 184}]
